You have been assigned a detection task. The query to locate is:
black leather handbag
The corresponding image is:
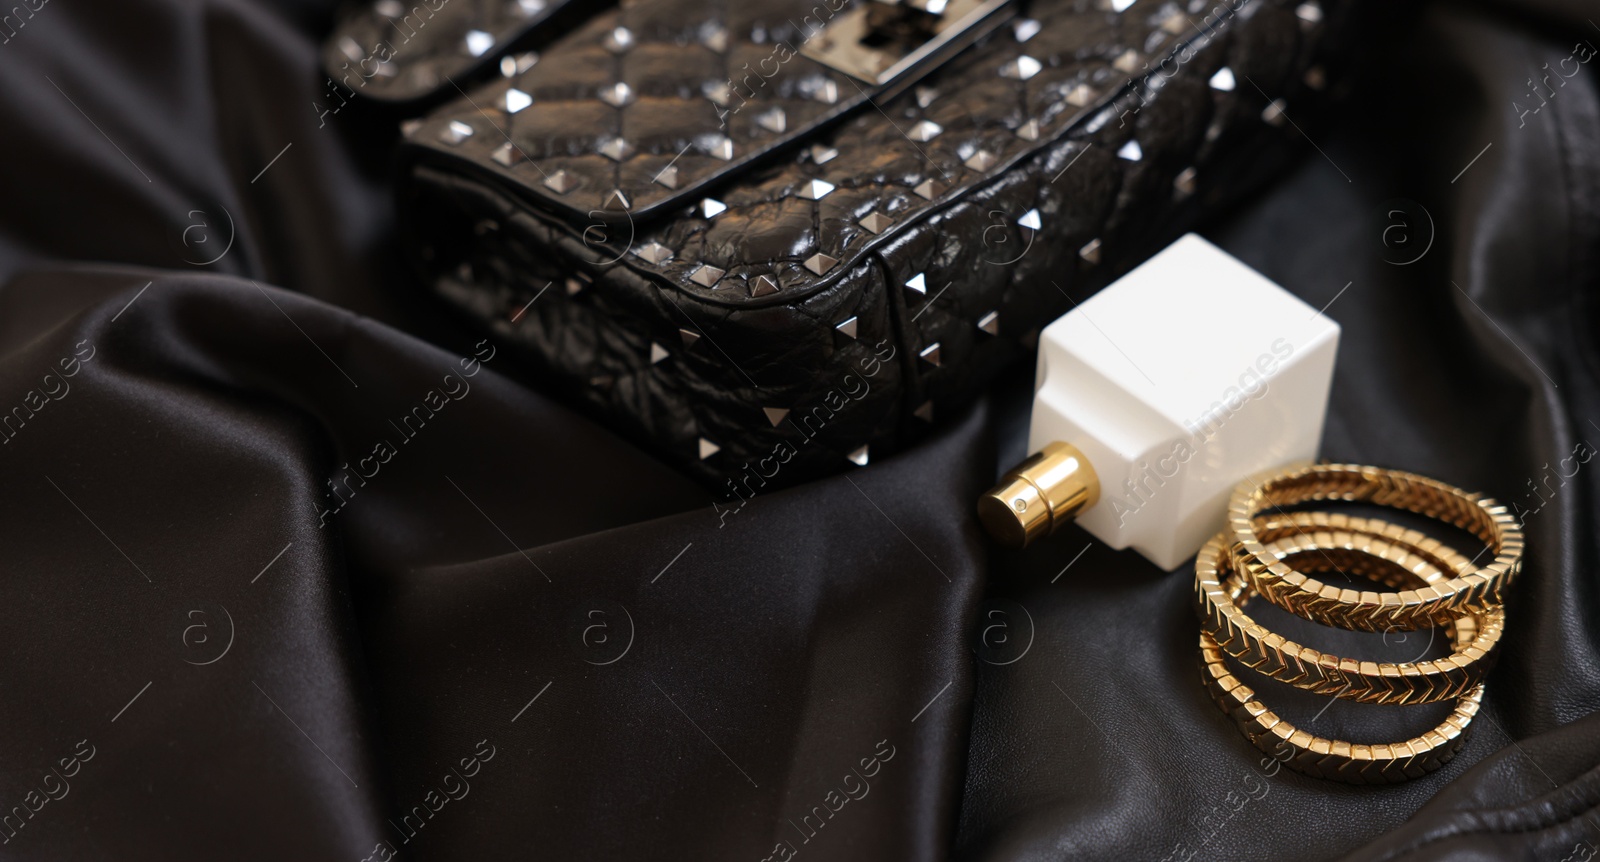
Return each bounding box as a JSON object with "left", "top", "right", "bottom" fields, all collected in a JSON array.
[{"left": 330, "top": 0, "right": 1357, "bottom": 497}]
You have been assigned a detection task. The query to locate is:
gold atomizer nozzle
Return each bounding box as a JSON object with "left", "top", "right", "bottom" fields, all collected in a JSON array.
[{"left": 977, "top": 442, "right": 1100, "bottom": 548}]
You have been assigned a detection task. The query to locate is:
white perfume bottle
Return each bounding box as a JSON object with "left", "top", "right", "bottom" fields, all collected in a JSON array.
[{"left": 978, "top": 234, "right": 1341, "bottom": 570}]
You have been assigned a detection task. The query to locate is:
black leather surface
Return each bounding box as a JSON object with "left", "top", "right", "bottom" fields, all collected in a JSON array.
[{"left": 0, "top": 0, "right": 1596, "bottom": 860}]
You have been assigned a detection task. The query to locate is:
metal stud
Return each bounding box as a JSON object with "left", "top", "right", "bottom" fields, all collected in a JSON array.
[
  {"left": 604, "top": 189, "right": 631, "bottom": 210},
  {"left": 1015, "top": 119, "right": 1042, "bottom": 141},
  {"left": 700, "top": 198, "right": 727, "bottom": 218},
  {"left": 1080, "top": 238, "right": 1102, "bottom": 264},
  {"left": 798, "top": 179, "right": 835, "bottom": 200},
  {"left": 500, "top": 52, "right": 538, "bottom": 77},
  {"left": 908, "top": 120, "right": 943, "bottom": 142},
  {"left": 756, "top": 107, "right": 787, "bottom": 134},
  {"left": 964, "top": 150, "right": 997, "bottom": 171},
  {"left": 703, "top": 81, "right": 731, "bottom": 106},
  {"left": 810, "top": 144, "right": 839, "bottom": 164},
  {"left": 400, "top": 118, "right": 423, "bottom": 139},
  {"left": 634, "top": 242, "right": 674, "bottom": 264},
  {"left": 1064, "top": 83, "right": 1096, "bottom": 106},
  {"left": 1117, "top": 139, "right": 1143, "bottom": 161},
  {"left": 603, "top": 26, "right": 635, "bottom": 54},
  {"left": 700, "top": 22, "right": 729, "bottom": 53},
  {"left": 464, "top": 30, "right": 495, "bottom": 57},
  {"left": 804, "top": 253, "right": 838, "bottom": 276},
  {"left": 1109, "top": 0, "right": 1135, "bottom": 11},
  {"left": 749, "top": 275, "right": 780, "bottom": 297},
  {"left": 1113, "top": 50, "right": 1142, "bottom": 74},
  {"left": 599, "top": 82, "right": 636, "bottom": 108},
  {"left": 689, "top": 264, "right": 725, "bottom": 288},
  {"left": 977, "top": 310, "right": 1000, "bottom": 335},
  {"left": 1018, "top": 209, "right": 1042, "bottom": 230},
  {"left": 1161, "top": 11, "right": 1188, "bottom": 34},
  {"left": 914, "top": 179, "right": 937, "bottom": 199},
  {"left": 679, "top": 328, "right": 701, "bottom": 349},
  {"left": 375, "top": 0, "right": 404, "bottom": 17},
  {"left": 654, "top": 165, "right": 680, "bottom": 189},
  {"left": 491, "top": 142, "right": 519, "bottom": 166},
  {"left": 504, "top": 88, "right": 533, "bottom": 113},
  {"left": 1304, "top": 66, "right": 1327, "bottom": 90},
  {"left": 835, "top": 316, "right": 858, "bottom": 339},
  {"left": 439, "top": 120, "right": 474, "bottom": 145},
  {"left": 811, "top": 79, "right": 840, "bottom": 104},
  {"left": 913, "top": 400, "right": 934, "bottom": 422},
  {"left": 919, "top": 343, "right": 942, "bottom": 367},
  {"left": 565, "top": 277, "right": 587, "bottom": 295},
  {"left": 915, "top": 86, "right": 939, "bottom": 108},
  {"left": 1209, "top": 67, "right": 1236, "bottom": 91},
  {"left": 906, "top": 273, "right": 928, "bottom": 295},
  {"left": 763, "top": 407, "right": 790, "bottom": 426},
  {"left": 703, "top": 135, "right": 735, "bottom": 160},
  {"left": 1174, "top": 166, "right": 1197, "bottom": 198},
  {"left": 1000, "top": 56, "right": 1043, "bottom": 80},
  {"left": 859, "top": 212, "right": 894, "bottom": 234},
  {"left": 1295, "top": 1, "right": 1322, "bottom": 28},
  {"left": 699, "top": 438, "right": 720, "bottom": 460},
  {"left": 513, "top": 0, "right": 545, "bottom": 15},
  {"left": 846, "top": 445, "right": 869, "bottom": 467},
  {"left": 599, "top": 137, "right": 635, "bottom": 161},
  {"left": 1013, "top": 18, "right": 1042, "bottom": 42},
  {"left": 1262, "top": 99, "right": 1288, "bottom": 127},
  {"left": 650, "top": 342, "right": 669, "bottom": 364}
]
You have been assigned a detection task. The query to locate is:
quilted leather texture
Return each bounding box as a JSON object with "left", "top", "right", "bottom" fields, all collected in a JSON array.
[{"left": 396, "top": 0, "right": 1358, "bottom": 494}]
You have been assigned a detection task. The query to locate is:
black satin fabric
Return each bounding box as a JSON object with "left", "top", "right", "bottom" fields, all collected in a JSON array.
[{"left": 0, "top": 2, "right": 1597, "bottom": 861}]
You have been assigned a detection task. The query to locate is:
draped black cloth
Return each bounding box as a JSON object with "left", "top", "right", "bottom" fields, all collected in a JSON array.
[{"left": 1, "top": 1, "right": 1598, "bottom": 860}]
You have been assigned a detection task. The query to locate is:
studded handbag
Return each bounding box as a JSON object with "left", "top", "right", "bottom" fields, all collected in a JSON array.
[{"left": 366, "top": 0, "right": 1358, "bottom": 496}]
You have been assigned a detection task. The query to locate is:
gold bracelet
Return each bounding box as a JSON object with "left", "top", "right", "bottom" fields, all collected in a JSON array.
[
  {"left": 1199, "top": 629, "right": 1483, "bottom": 784},
  {"left": 1227, "top": 464, "right": 1523, "bottom": 631},
  {"left": 1196, "top": 524, "right": 1503, "bottom": 706}
]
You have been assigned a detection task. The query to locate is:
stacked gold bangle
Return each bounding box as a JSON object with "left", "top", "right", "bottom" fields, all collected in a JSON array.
[{"left": 1194, "top": 464, "right": 1523, "bottom": 784}]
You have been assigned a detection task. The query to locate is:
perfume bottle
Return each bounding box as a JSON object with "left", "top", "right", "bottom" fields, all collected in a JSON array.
[{"left": 978, "top": 234, "right": 1341, "bottom": 570}]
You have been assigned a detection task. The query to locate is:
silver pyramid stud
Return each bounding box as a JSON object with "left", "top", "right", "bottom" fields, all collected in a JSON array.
[
  {"left": 504, "top": 88, "right": 533, "bottom": 113},
  {"left": 1209, "top": 67, "right": 1236, "bottom": 91},
  {"left": 700, "top": 22, "right": 729, "bottom": 53},
  {"left": 1000, "top": 56, "right": 1043, "bottom": 80},
  {"left": 602, "top": 26, "right": 635, "bottom": 54},
  {"left": 913, "top": 179, "right": 937, "bottom": 199},
  {"left": 1080, "top": 238, "right": 1102, "bottom": 264},
  {"left": 977, "top": 310, "right": 1000, "bottom": 335},
  {"left": 689, "top": 264, "right": 726, "bottom": 288},
  {"left": 513, "top": 0, "right": 545, "bottom": 16},
  {"left": 964, "top": 150, "right": 997, "bottom": 171},
  {"left": 650, "top": 342, "right": 669, "bottom": 364},
  {"left": 763, "top": 407, "right": 789, "bottom": 426},
  {"left": 859, "top": 212, "right": 893, "bottom": 234},
  {"left": 1117, "top": 139, "right": 1143, "bottom": 161},
  {"left": 1110, "top": 0, "right": 1135, "bottom": 10},
  {"left": 1015, "top": 119, "right": 1042, "bottom": 141},
  {"left": 1296, "top": 1, "right": 1322, "bottom": 28},
  {"left": 599, "top": 82, "right": 636, "bottom": 108},
  {"left": 1064, "top": 83, "right": 1096, "bottom": 106},
  {"left": 846, "top": 445, "right": 869, "bottom": 467},
  {"left": 654, "top": 165, "right": 680, "bottom": 189},
  {"left": 915, "top": 86, "right": 939, "bottom": 108},
  {"left": 906, "top": 273, "right": 928, "bottom": 295},
  {"left": 811, "top": 79, "right": 840, "bottom": 104},
  {"left": 500, "top": 52, "right": 538, "bottom": 77},
  {"left": 375, "top": 0, "right": 404, "bottom": 17},
  {"left": 1018, "top": 209, "right": 1042, "bottom": 230},
  {"left": 634, "top": 242, "right": 674, "bottom": 264},
  {"left": 565, "top": 277, "right": 586, "bottom": 295},
  {"left": 913, "top": 400, "right": 934, "bottom": 422},
  {"left": 1113, "top": 50, "right": 1142, "bottom": 74},
  {"left": 598, "top": 137, "right": 635, "bottom": 162},
  {"left": 699, "top": 438, "right": 720, "bottom": 460},
  {"left": 703, "top": 80, "right": 731, "bottom": 106},
  {"left": 604, "top": 189, "right": 631, "bottom": 210},
  {"left": 440, "top": 120, "right": 474, "bottom": 144},
  {"left": 678, "top": 328, "right": 701, "bottom": 349},
  {"left": 400, "top": 118, "right": 423, "bottom": 139},
  {"left": 464, "top": 30, "right": 495, "bottom": 57},
  {"left": 804, "top": 253, "right": 838, "bottom": 276},
  {"left": 919, "top": 343, "right": 942, "bottom": 367},
  {"left": 798, "top": 179, "right": 835, "bottom": 200},
  {"left": 755, "top": 107, "right": 787, "bottom": 134},
  {"left": 703, "top": 135, "right": 734, "bottom": 160},
  {"left": 1161, "top": 10, "right": 1188, "bottom": 34},
  {"left": 835, "top": 316, "right": 858, "bottom": 339},
  {"left": 491, "top": 142, "right": 519, "bottom": 166},
  {"left": 1173, "top": 166, "right": 1197, "bottom": 198},
  {"left": 700, "top": 198, "right": 727, "bottom": 218},
  {"left": 749, "top": 275, "right": 780, "bottom": 297},
  {"left": 1013, "top": 18, "right": 1042, "bottom": 42},
  {"left": 908, "top": 120, "right": 943, "bottom": 142},
  {"left": 1262, "top": 99, "right": 1288, "bottom": 127},
  {"left": 810, "top": 144, "right": 839, "bottom": 164}
]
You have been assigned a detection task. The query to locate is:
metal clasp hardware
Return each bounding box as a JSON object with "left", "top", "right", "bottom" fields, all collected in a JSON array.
[{"left": 801, "top": 0, "right": 1017, "bottom": 86}]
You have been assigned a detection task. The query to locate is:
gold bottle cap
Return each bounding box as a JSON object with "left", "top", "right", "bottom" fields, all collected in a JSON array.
[{"left": 977, "top": 442, "right": 1100, "bottom": 548}]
